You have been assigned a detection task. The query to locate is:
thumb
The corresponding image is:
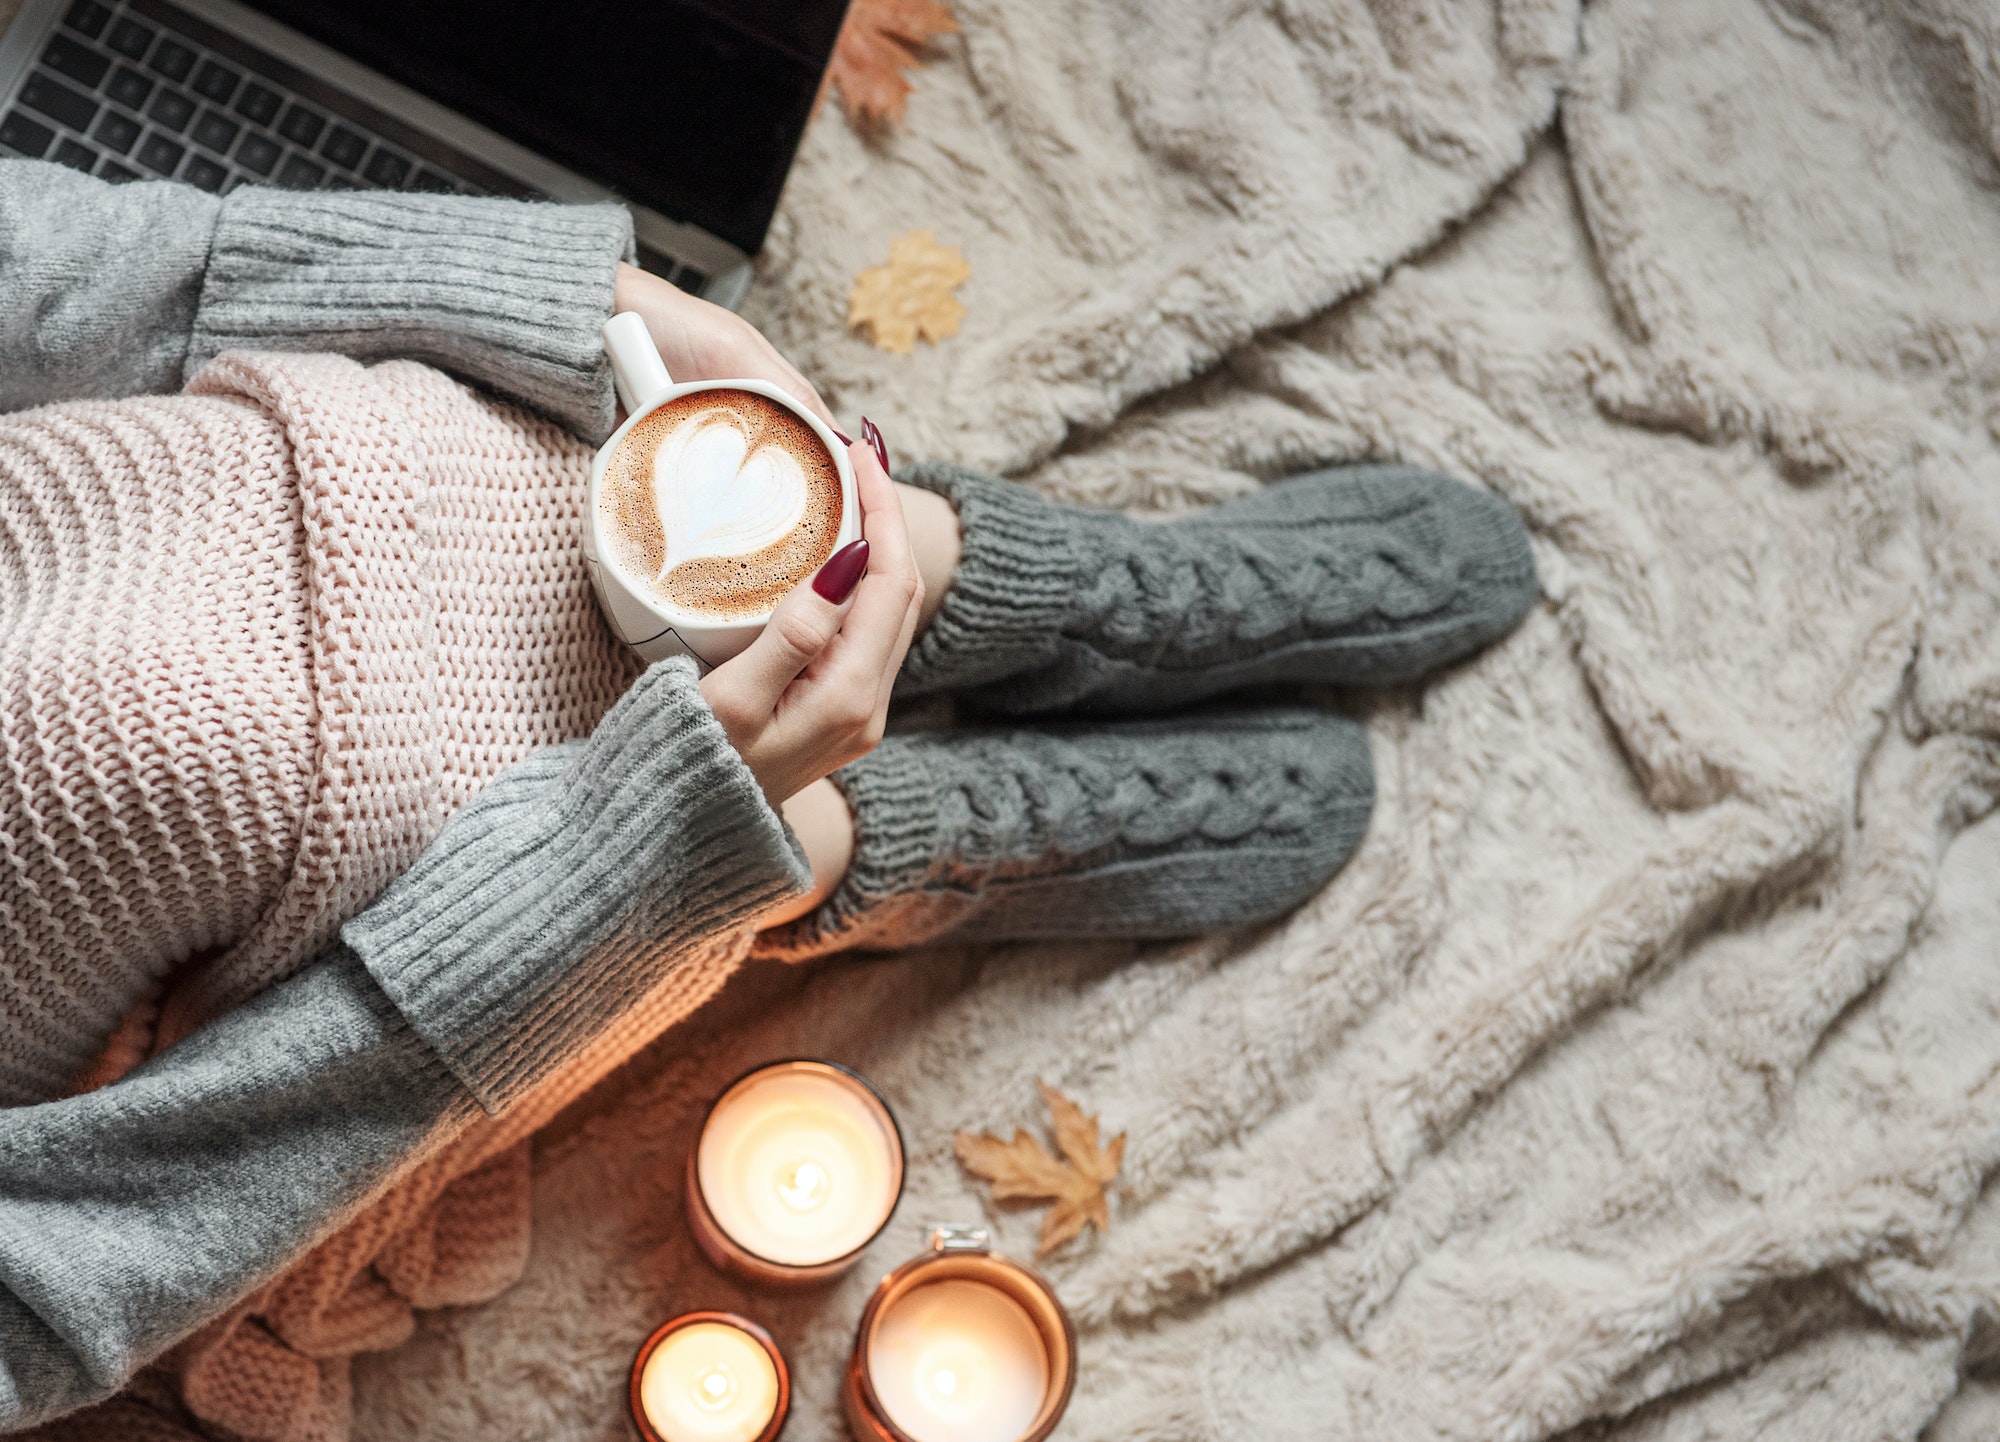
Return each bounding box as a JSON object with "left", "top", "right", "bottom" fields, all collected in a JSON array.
[{"left": 705, "top": 540, "right": 870, "bottom": 717}]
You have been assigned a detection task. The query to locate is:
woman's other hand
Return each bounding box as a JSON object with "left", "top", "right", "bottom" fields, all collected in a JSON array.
[
  {"left": 700, "top": 437, "right": 924, "bottom": 805},
  {"left": 612, "top": 262, "right": 838, "bottom": 433}
]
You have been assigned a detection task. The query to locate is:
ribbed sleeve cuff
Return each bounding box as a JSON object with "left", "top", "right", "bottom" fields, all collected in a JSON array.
[
  {"left": 892, "top": 463, "right": 1088, "bottom": 698},
  {"left": 341, "top": 658, "right": 812, "bottom": 1114},
  {"left": 749, "top": 740, "right": 943, "bottom": 962},
  {"left": 190, "top": 189, "right": 634, "bottom": 441}
]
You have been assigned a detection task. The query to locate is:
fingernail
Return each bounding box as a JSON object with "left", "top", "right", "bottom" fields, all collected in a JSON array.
[
  {"left": 861, "top": 416, "right": 889, "bottom": 475},
  {"left": 833, "top": 429, "right": 853, "bottom": 447},
  {"left": 813, "top": 539, "right": 870, "bottom": 603}
]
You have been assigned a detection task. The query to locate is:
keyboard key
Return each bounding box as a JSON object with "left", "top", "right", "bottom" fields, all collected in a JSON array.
[
  {"left": 106, "top": 66, "right": 152, "bottom": 108},
  {"left": 191, "top": 60, "right": 239, "bottom": 104},
  {"left": 409, "top": 167, "right": 455, "bottom": 192},
  {"left": 147, "top": 89, "right": 195, "bottom": 131},
  {"left": 190, "top": 110, "right": 238, "bottom": 153},
  {"left": 134, "top": 133, "right": 183, "bottom": 174},
  {"left": 148, "top": 39, "right": 195, "bottom": 82},
  {"left": 674, "top": 266, "right": 709, "bottom": 294},
  {"left": 22, "top": 72, "right": 98, "bottom": 131},
  {"left": 43, "top": 33, "right": 111, "bottom": 89},
  {"left": 233, "top": 82, "right": 279, "bottom": 125},
  {"left": 62, "top": 1, "right": 112, "bottom": 40},
  {"left": 234, "top": 131, "right": 279, "bottom": 175},
  {"left": 105, "top": 18, "right": 153, "bottom": 60},
  {"left": 0, "top": 110, "right": 55, "bottom": 158},
  {"left": 98, "top": 158, "right": 139, "bottom": 181},
  {"left": 52, "top": 137, "right": 98, "bottom": 171},
  {"left": 182, "top": 153, "right": 227, "bottom": 191},
  {"left": 361, "top": 148, "right": 409, "bottom": 187},
  {"left": 276, "top": 153, "right": 325, "bottom": 188},
  {"left": 92, "top": 108, "right": 139, "bottom": 153},
  {"left": 360, "top": 148, "right": 410, "bottom": 186},
  {"left": 319, "top": 125, "right": 365, "bottom": 170},
  {"left": 275, "top": 103, "right": 323, "bottom": 147}
]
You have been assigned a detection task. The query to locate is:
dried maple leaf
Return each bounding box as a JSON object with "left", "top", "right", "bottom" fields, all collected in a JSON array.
[
  {"left": 955, "top": 1081, "right": 1126, "bottom": 1254},
  {"left": 848, "top": 228, "right": 971, "bottom": 355},
  {"left": 822, "top": 0, "right": 957, "bottom": 130}
]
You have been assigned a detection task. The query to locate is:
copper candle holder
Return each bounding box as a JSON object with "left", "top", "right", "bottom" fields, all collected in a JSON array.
[
  {"left": 628, "top": 1311, "right": 789, "bottom": 1442},
  {"left": 843, "top": 1227, "right": 1077, "bottom": 1442},
  {"left": 686, "top": 1059, "right": 906, "bottom": 1287}
]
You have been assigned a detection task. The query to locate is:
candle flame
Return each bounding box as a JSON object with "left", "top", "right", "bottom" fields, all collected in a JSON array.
[
  {"left": 776, "top": 1159, "right": 831, "bottom": 1212},
  {"left": 692, "top": 1363, "right": 735, "bottom": 1412}
]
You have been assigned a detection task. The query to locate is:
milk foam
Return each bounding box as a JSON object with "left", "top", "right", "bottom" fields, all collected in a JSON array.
[{"left": 654, "top": 409, "right": 811, "bottom": 576}]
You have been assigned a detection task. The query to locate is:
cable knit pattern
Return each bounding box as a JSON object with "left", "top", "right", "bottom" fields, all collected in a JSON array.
[
  {"left": 895, "top": 462, "right": 1539, "bottom": 714},
  {"left": 0, "top": 352, "right": 639, "bottom": 1099},
  {"left": 754, "top": 708, "right": 1374, "bottom": 961}
]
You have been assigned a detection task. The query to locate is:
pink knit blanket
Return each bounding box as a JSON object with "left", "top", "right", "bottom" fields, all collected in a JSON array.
[{"left": 1, "top": 355, "right": 742, "bottom": 1442}]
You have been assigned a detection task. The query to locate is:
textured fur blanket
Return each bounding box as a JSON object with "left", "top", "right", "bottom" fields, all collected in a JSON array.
[{"left": 347, "top": 0, "right": 2000, "bottom": 1438}]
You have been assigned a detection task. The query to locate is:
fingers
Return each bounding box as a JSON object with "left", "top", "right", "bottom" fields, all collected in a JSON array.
[
  {"left": 813, "top": 442, "right": 922, "bottom": 697},
  {"left": 705, "top": 550, "right": 864, "bottom": 723}
]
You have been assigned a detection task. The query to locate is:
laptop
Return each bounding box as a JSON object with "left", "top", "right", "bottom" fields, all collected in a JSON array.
[{"left": 0, "top": 0, "right": 853, "bottom": 309}]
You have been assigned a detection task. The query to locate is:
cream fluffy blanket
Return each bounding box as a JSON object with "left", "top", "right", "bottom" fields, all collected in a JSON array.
[{"left": 353, "top": 0, "right": 2000, "bottom": 1438}]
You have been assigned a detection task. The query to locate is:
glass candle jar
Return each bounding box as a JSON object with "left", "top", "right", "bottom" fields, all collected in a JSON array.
[
  {"left": 844, "top": 1228, "right": 1076, "bottom": 1442},
  {"left": 687, "top": 1059, "right": 905, "bottom": 1286},
  {"left": 628, "top": 1312, "right": 788, "bottom": 1442}
]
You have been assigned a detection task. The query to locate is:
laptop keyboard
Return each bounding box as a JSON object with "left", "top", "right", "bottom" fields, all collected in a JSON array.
[
  {"left": 2, "top": 0, "right": 480, "bottom": 196},
  {"left": 0, "top": 0, "right": 712, "bottom": 292}
]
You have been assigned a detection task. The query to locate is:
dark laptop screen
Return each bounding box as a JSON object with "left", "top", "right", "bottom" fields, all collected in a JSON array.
[{"left": 238, "top": 0, "right": 849, "bottom": 254}]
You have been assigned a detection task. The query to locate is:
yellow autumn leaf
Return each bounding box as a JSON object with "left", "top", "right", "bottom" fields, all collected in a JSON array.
[{"left": 848, "top": 229, "right": 971, "bottom": 355}]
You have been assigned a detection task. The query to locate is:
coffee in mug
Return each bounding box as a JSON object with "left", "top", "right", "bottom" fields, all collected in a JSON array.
[
  {"left": 598, "top": 388, "right": 844, "bottom": 622},
  {"left": 586, "top": 313, "right": 861, "bottom": 668}
]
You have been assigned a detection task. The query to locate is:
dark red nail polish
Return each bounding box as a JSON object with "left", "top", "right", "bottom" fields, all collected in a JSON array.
[
  {"left": 813, "top": 539, "right": 870, "bottom": 603},
  {"left": 833, "top": 429, "right": 853, "bottom": 447},
  {"left": 861, "top": 416, "right": 889, "bottom": 475}
]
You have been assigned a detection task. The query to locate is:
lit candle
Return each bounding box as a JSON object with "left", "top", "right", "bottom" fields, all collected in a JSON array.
[
  {"left": 845, "top": 1228, "right": 1075, "bottom": 1442},
  {"left": 869, "top": 1280, "right": 1049, "bottom": 1442},
  {"left": 688, "top": 1060, "right": 904, "bottom": 1284},
  {"left": 629, "top": 1313, "right": 787, "bottom": 1442}
]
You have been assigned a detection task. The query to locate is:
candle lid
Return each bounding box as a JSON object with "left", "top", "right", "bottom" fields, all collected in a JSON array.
[{"left": 629, "top": 1311, "right": 790, "bottom": 1442}]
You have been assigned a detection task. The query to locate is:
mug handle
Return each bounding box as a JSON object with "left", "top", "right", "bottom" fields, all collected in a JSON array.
[{"left": 603, "top": 312, "right": 675, "bottom": 416}]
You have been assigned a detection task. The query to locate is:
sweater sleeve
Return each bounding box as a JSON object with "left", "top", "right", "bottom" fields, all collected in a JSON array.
[
  {"left": 0, "top": 659, "right": 810, "bottom": 1431},
  {"left": 0, "top": 159, "right": 631, "bottom": 439}
]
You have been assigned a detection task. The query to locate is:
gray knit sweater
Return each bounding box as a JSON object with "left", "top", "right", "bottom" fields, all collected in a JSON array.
[
  {"left": 0, "top": 164, "right": 793, "bottom": 1430},
  {"left": 0, "top": 160, "right": 630, "bottom": 439}
]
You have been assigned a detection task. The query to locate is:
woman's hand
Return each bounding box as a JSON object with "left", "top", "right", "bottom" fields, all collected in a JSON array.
[
  {"left": 700, "top": 439, "right": 924, "bottom": 805},
  {"left": 613, "top": 262, "right": 839, "bottom": 433}
]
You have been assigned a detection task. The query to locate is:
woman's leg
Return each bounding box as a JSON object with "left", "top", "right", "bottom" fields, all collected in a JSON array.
[
  {"left": 753, "top": 707, "right": 1372, "bottom": 962},
  {"left": 761, "top": 779, "right": 857, "bottom": 929},
  {"left": 897, "top": 480, "right": 961, "bottom": 635},
  {"left": 887, "top": 461, "right": 1537, "bottom": 716}
]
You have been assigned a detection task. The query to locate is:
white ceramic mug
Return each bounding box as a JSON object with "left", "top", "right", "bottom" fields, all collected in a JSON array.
[{"left": 585, "top": 311, "right": 861, "bottom": 669}]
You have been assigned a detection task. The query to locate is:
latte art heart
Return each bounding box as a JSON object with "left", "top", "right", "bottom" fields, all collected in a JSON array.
[
  {"left": 654, "top": 411, "right": 810, "bottom": 577},
  {"left": 599, "top": 388, "right": 844, "bottom": 622}
]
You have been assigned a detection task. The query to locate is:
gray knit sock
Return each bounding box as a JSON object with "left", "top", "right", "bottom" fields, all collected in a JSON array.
[
  {"left": 894, "top": 461, "right": 1538, "bottom": 715},
  {"left": 751, "top": 708, "right": 1371, "bottom": 962}
]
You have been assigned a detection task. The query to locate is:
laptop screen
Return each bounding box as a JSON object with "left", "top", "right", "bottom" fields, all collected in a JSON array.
[{"left": 237, "top": 0, "right": 849, "bottom": 254}]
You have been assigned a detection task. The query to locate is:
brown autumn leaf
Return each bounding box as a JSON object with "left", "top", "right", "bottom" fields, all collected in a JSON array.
[
  {"left": 955, "top": 1080, "right": 1126, "bottom": 1254},
  {"left": 847, "top": 228, "right": 971, "bottom": 354},
  {"left": 822, "top": 0, "right": 957, "bottom": 130}
]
